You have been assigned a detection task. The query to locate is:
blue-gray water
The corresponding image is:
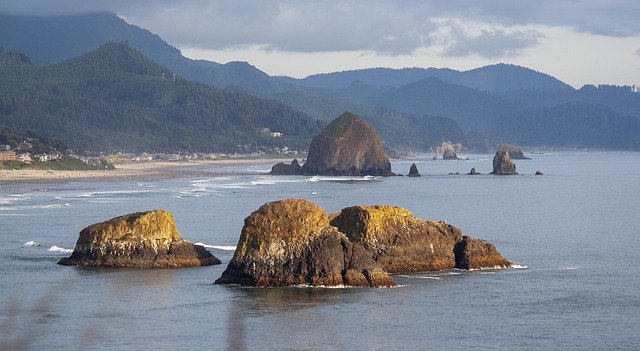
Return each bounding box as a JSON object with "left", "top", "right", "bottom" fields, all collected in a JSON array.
[{"left": 1, "top": 152, "right": 639, "bottom": 350}]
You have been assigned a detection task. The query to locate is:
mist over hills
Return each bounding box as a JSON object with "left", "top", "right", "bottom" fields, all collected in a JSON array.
[{"left": 1, "top": 12, "right": 640, "bottom": 151}]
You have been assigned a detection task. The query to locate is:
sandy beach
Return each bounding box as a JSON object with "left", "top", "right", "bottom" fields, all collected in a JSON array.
[{"left": 0, "top": 158, "right": 289, "bottom": 183}]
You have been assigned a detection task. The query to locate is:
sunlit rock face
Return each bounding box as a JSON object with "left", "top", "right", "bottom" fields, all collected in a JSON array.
[
  {"left": 216, "top": 199, "right": 512, "bottom": 287},
  {"left": 58, "top": 210, "right": 220, "bottom": 267},
  {"left": 214, "top": 199, "right": 395, "bottom": 287},
  {"left": 492, "top": 149, "right": 517, "bottom": 175}
]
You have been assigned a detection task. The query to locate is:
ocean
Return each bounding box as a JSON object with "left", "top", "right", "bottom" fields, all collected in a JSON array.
[{"left": 1, "top": 152, "right": 639, "bottom": 350}]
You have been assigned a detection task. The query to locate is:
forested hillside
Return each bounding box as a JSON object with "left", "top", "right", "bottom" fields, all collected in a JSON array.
[{"left": 0, "top": 42, "right": 321, "bottom": 153}]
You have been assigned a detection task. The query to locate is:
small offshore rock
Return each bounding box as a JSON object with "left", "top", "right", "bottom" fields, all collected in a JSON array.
[
  {"left": 468, "top": 167, "right": 481, "bottom": 175},
  {"left": 407, "top": 163, "right": 421, "bottom": 177},
  {"left": 535, "top": 170, "right": 544, "bottom": 175},
  {"left": 454, "top": 236, "right": 512, "bottom": 269},
  {"left": 58, "top": 210, "right": 220, "bottom": 267},
  {"left": 270, "top": 159, "right": 303, "bottom": 175}
]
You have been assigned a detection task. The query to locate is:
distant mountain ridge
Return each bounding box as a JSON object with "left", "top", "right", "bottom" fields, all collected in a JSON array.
[
  {"left": 282, "top": 64, "right": 575, "bottom": 93},
  {"left": 0, "top": 42, "right": 320, "bottom": 152},
  {"left": 0, "top": 12, "right": 294, "bottom": 93}
]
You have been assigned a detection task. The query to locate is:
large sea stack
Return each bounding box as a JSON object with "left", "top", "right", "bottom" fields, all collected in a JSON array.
[
  {"left": 491, "top": 148, "right": 517, "bottom": 175},
  {"left": 58, "top": 210, "right": 220, "bottom": 267},
  {"left": 214, "top": 199, "right": 394, "bottom": 287},
  {"left": 497, "top": 144, "right": 530, "bottom": 160},
  {"left": 216, "top": 199, "right": 512, "bottom": 287},
  {"left": 301, "top": 112, "right": 394, "bottom": 176}
]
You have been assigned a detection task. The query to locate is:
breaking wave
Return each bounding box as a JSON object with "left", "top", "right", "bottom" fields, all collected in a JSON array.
[
  {"left": 47, "top": 246, "right": 73, "bottom": 253},
  {"left": 193, "top": 242, "right": 236, "bottom": 251}
]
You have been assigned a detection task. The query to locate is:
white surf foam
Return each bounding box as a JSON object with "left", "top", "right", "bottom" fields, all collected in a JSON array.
[
  {"left": 48, "top": 245, "right": 73, "bottom": 253},
  {"left": 24, "top": 241, "right": 40, "bottom": 247},
  {"left": 397, "top": 275, "right": 442, "bottom": 280},
  {"left": 307, "top": 175, "right": 378, "bottom": 182},
  {"left": 193, "top": 242, "right": 236, "bottom": 251},
  {"left": 510, "top": 264, "right": 528, "bottom": 269}
]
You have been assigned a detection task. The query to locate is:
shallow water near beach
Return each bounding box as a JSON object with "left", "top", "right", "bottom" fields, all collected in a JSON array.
[{"left": 1, "top": 152, "right": 639, "bottom": 350}]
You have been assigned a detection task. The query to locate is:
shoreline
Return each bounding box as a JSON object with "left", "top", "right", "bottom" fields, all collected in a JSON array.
[{"left": 0, "top": 158, "right": 290, "bottom": 183}]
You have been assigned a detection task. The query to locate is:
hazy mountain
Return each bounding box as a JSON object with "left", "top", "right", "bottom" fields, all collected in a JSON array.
[
  {"left": 267, "top": 89, "right": 467, "bottom": 151},
  {"left": 303, "top": 77, "right": 640, "bottom": 150},
  {"left": 0, "top": 12, "right": 293, "bottom": 93},
  {"left": 285, "top": 64, "right": 574, "bottom": 93},
  {"left": 0, "top": 42, "right": 321, "bottom": 153}
]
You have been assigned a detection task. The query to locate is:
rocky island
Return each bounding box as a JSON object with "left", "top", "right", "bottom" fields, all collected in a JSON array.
[
  {"left": 214, "top": 199, "right": 395, "bottom": 287},
  {"left": 497, "top": 144, "right": 530, "bottom": 160},
  {"left": 407, "top": 163, "right": 421, "bottom": 177},
  {"left": 215, "top": 199, "right": 512, "bottom": 287},
  {"left": 58, "top": 210, "right": 221, "bottom": 267},
  {"left": 491, "top": 147, "right": 518, "bottom": 175},
  {"left": 270, "top": 112, "right": 394, "bottom": 176}
]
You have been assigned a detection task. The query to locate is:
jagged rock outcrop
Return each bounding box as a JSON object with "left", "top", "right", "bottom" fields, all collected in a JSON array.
[
  {"left": 269, "top": 159, "right": 303, "bottom": 175},
  {"left": 58, "top": 210, "right": 220, "bottom": 267},
  {"left": 468, "top": 167, "right": 481, "bottom": 175},
  {"left": 497, "top": 144, "right": 530, "bottom": 160},
  {"left": 454, "top": 237, "right": 512, "bottom": 269},
  {"left": 215, "top": 199, "right": 512, "bottom": 287},
  {"left": 491, "top": 149, "right": 517, "bottom": 175},
  {"left": 407, "top": 163, "right": 421, "bottom": 177},
  {"left": 535, "top": 170, "right": 544, "bottom": 175},
  {"left": 300, "top": 112, "right": 394, "bottom": 176},
  {"left": 214, "top": 199, "right": 395, "bottom": 287}
]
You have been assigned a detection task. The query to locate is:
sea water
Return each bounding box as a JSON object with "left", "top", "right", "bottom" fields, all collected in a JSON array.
[{"left": 1, "top": 152, "right": 639, "bottom": 350}]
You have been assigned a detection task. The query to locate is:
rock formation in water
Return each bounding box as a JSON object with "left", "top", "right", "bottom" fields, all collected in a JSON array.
[
  {"left": 214, "top": 199, "right": 395, "bottom": 287},
  {"left": 454, "top": 236, "right": 512, "bottom": 269},
  {"left": 58, "top": 210, "right": 221, "bottom": 267},
  {"left": 468, "top": 167, "right": 481, "bottom": 175},
  {"left": 443, "top": 148, "right": 458, "bottom": 160},
  {"left": 216, "top": 199, "right": 511, "bottom": 287},
  {"left": 330, "top": 205, "right": 464, "bottom": 272},
  {"left": 535, "top": 170, "right": 544, "bottom": 175},
  {"left": 270, "top": 159, "right": 303, "bottom": 175},
  {"left": 407, "top": 163, "right": 421, "bottom": 177},
  {"left": 300, "top": 112, "right": 394, "bottom": 176},
  {"left": 491, "top": 148, "right": 517, "bottom": 175},
  {"left": 497, "top": 144, "right": 530, "bottom": 160}
]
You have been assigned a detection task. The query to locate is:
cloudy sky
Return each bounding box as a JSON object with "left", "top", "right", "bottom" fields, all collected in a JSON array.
[{"left": 2, "top": 0, "right": 639, "bottom": 87}]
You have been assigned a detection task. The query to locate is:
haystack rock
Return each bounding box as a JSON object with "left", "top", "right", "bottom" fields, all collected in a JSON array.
[
  {"left": 491, "top": 149, "right": 517, "bottom": 175},
  {"left": 58, "top": 210, "right": 220, "bottom": 267},
  {"left": 497, "top": 144, "right": 530, "bottom": 160},
  {"left": 301, "top": 112, "right": 394, "bottom": 176},
  {"left": 408, "top": 163, "right": 421, "bottom": 177},
  {"left": 270, "top": 159, "right": 303, "bottom": 175},
  {"left": 214, "top": 199, "right": 395, "bottom": 287}
]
